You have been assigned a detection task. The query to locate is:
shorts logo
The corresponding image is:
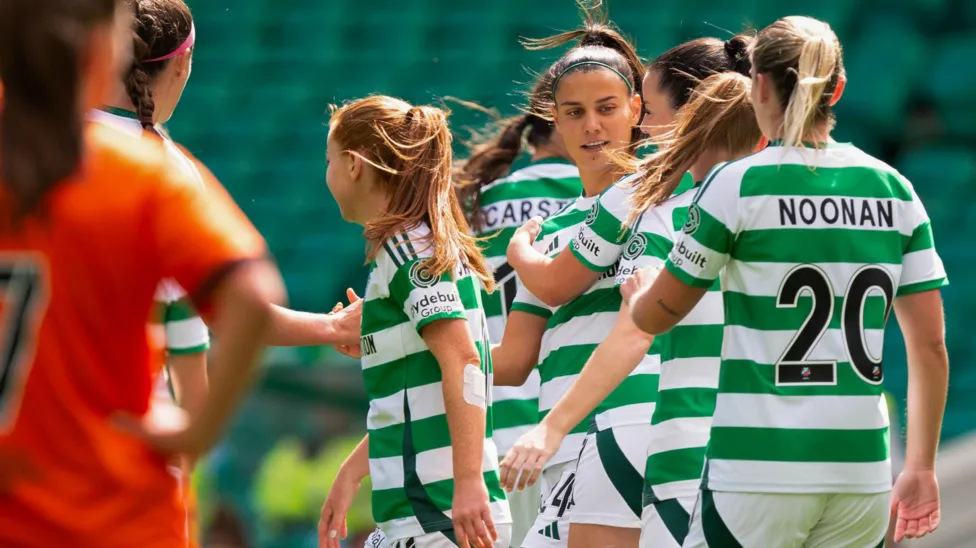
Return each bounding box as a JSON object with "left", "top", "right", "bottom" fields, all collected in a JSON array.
[
  {"left": 622, "top": 233, "right": 647, "bottom": 261},
  {"left": 585, "top": 203, "right": 599, "bottom": 225},
  {"left": 683, "top": 203, "right": 701, "bottom": 235},
  {"left": 408, "top": 261, "right": 437, "bottom": 288}
]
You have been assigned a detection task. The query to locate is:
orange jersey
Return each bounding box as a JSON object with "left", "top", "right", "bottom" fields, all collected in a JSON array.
[{"left": 0, "top": 123, "right": 266, "bottom": 547}]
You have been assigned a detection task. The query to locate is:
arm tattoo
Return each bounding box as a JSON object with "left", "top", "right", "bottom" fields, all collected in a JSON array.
[{"left": 656, "top": 298, "right": 682, "bottom": 317}]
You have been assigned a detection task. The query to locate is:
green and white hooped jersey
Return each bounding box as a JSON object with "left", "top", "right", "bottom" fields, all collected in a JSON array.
[
  {"left": 511, "top": 190, "right": 622, "bottom": 468},
  {"left": 630, "top": 188, "right": 724, "bottom": 505},
  {"left": 91, "top": 108, "right": 210, "bottom": 402},
  {"left": 360, "top": 223, "right": 510, "bottom": 540},
  {"left": 568, "top": 173, "right": 695, "bottom": 430},
  {"left": 666, "top": 143, "right": 948, "bottom": 494},
  {"left": 475, "top": 159, "right": 581, "bottom": 456}
]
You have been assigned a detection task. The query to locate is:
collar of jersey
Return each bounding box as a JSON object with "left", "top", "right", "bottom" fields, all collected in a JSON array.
[
  {"left": 100, "top": 106, "right": 140, "bottom": 120},
  {"left": 768, "top": 139, "right": 853, "bottom": 149},
  {"left": 530, "top": 157, "right": 574, "bottom": 167}
]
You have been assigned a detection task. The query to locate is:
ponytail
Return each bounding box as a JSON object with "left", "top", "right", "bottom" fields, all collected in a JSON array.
[
  {"left": 780, "top": 36, "right": 837, "bottom": 148},
  {"left": 330, "top": 96, "right": 495, "bottom": 292},
  {"left": 0, "top": 0, "right": 118, "bottom": 220},
  {"left": 752, "top": 16, "right": 845, "bottom": 148},
  {"left": 648, "top": 34, "right": 754, "bottom": 112},
  {"left": 620, "top": 72, "right": 764, "bottom": 225},
  {"left": 455, "top": 115, "right": 531, "bottom": 231}
]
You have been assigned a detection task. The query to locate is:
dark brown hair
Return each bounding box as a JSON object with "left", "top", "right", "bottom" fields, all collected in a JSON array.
[
  {"left": 329, "top": 95, "right": 495, "bottom": 292},
  {"left": 126, "top": 0, "right": 193, "bottom": 131},
  {"left": 522, "top": 3, "right": 645, "bottom": 145},
  {"left": 453, "top": 76, "right": 560, "bottom": 231},
  {"left": 648, "top": 35, "right": 754, "bottom": 111},
  {"left": 751, "top": 16, "right": 845, "bottom": 148},
  {"left": 0, "top": 0, "right": 121, "bottom": 218},
  {"left": 621, "top": 72, "right": 764, "bottom": 224}
]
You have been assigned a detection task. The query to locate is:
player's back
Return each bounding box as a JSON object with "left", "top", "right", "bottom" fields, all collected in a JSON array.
[
  {"left": 0, "top": 123, "right": 242, "bottom": 547},
  {"left": 698, "top": 143, "right": 947, "bottom": 494}
]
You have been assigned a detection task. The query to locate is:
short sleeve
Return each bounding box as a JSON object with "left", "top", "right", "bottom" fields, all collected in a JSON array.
[
  {"left": 665, "top": 168, "right": 738, "bottom": 288},
  {"left": 897, "top": 189, "right": 948, "bottom": 296},
  {"left": 570, "top": 184, "right": 632, "bottom": 272},
  {"left": 162, "top": 298, "right": 210, "bottom": 354},
  {"left": 511, "top": 277, "right": 552, "bottom": 319},
  {"left": 150, "top": 153, "right": 268, "bottom": 309},
  {"left": 388, "top": 257, "right": 467, "bottom": 333}
]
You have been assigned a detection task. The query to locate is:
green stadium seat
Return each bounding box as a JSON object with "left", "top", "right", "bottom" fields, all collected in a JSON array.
[{"left": 924, "top": 34, "right": 976, "bottom": 138}]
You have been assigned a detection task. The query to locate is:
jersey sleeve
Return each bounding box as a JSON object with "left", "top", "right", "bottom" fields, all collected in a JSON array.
[
  {"left": 387, "top": 256, "right": 467, "bottom": 333},
  {"left": 897, "top": 188, "right": 948, "bottom": 296},
  {"left": 664, "top": 169, "right": 738, "bottom": 288},
  {"left": 570, "top": 184, "right": 632, "bottom": 272},
  {"left": 510, "top": 277, "right": 552, "bottom": 319},
  {"left": 149, "top": 153, "right": 268, "bottom": 310},
  {"left": 155, "top": 279, "right": 209, "bottom": 354}
]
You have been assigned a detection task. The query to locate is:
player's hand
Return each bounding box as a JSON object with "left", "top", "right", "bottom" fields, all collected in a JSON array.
[
  {"left": 113, "top": 399, "right": 208, "bottom": 459},
  {"left": 331, "top": 288, "right": 363, "bottom": 358},
  {"left": 329, "top": 288, "right": 363, "bottom": 346},
  {"left": 620, "top": 265, "right": 661, "bottom": 308},
  {"left": 452, "top": 476, "right": 497, "bottom": 548},
  {"left": 507, "top": 217, "right": 543, "bottom": 267},
  {"left": 317, "top": 467, "right": 363, "bottom": 548},
  {"left": 498, "top": 422, "right": 562, "bottom": 492},
  {"left": 891, "top": 468, "right": 941, "bottom": 542}
]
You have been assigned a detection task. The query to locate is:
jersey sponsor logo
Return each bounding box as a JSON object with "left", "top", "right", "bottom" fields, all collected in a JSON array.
[
  {"left": 411, "top": 291, "right": 461, "bottom": 319},
  {"left": 408, "top": 261, "right": 438, "bottom": 288},
  {"left": 613, "top": 263, "right": 643, "bottom": 285},
  {"left": 482, "top": 198, "right": 574, "bottom": 230},
  {"left": 622, "top": 232, "right": 647, "bottom": 260},
  {"left": 682, "top": 203, "right": 701, "bottom": 235},
  {"left": 777, "top": 197, "right": 894, "bottom": 228},
  {"left": 584, "top": 202, "right": 599, "bottom": 225},
  {"left": 361, "top": 334, "right": 377, "bottom": 356},
  {"left": 599, "top": 259, "right": 624, "bottom": 282},
  {"left": 669, "top": 240, "right": 707, "bottom": 269},
  {"left": 573, "top": 226, "right": 601, "bottom": 258}
]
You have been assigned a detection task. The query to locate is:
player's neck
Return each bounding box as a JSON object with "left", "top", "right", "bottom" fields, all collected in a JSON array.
[
  {"left": 578, "top": 166, "right": 618, "bottom": 198},
  {"left": 690, "top": 149, "right": 729, "bottom": 183}
]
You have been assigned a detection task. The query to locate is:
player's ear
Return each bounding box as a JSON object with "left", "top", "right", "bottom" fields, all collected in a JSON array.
[{"left": 348, "top": 150, "right": 363, "bottom": 182}]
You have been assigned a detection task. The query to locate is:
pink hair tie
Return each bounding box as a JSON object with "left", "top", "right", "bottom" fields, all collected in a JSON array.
[{"left": 143, "top": 23, "right": 195, "bottom": 63}]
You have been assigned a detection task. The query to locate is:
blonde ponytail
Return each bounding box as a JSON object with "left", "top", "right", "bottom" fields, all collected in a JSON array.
[{"left": 752, "top": 16, "right": 845, "bottom": 147}]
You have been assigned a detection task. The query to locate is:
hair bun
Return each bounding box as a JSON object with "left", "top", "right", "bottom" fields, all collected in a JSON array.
[{"left": 723, "top": 35, "right": 753, "bottom": 77}]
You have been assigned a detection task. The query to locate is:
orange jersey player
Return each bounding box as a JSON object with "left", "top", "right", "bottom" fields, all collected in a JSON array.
[{"left": 0, "top": 0, "right": 285, "bottom": 546}]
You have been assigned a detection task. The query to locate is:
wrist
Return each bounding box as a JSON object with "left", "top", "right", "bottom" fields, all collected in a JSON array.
[
  {"left": 903, "top": 461, "right": 937, "bottom": 473},
  {"left": 542, "top": 412, "right": 572, "bottom": 438},
  {"left": 453, "top": 469, "right": 484, "bottom": 485}
]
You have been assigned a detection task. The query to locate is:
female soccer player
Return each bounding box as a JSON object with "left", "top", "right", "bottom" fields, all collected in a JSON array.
[
  {"left": 502, "top": 71, "right": 764, "bottom": 548},
  {"left": 502, "top": 34, "right": 756, "bottom": 548},
  {"left": 627, "top": 16, "right": 948, "bottom": 547},
  {"left": 317, "top": 95, "right": 510, "bottom": 548},
  {"left": 0, "top": 0, "right": 285, "bottom": 546},
  {"left": 94, "top": 0, "right": 362, "bottom": 416},
  {"left": 455, "top": 76, "right": 581, "bottom": 547},
  {"left": 488, "top": 10, "right": 644, "bottom": 548}
]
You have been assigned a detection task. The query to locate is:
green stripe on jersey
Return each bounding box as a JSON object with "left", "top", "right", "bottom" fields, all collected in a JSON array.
[
  {"left": 360, "top": 223, "right": 510, "bottom": 539},
  {"left": 665, "top": 144, "right": 947, "bottom": 495},
  {"left": 614, "top": 188, "right": 724, "bottom": 504},
  {"left": 474, "top": 159, "right": 580, "bottom": 456},
  {"left": 153, "top": 284, "right": 209, "bottom": 355},
  {"left": 511, "top": 193, "right": 620, "bottom": 468}
]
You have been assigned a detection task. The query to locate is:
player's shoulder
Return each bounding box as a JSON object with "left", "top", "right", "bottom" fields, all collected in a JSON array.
[
  {"left": 482, "top": 160, "right": 579, "bottom": 192},
  {"left": 377, "top": 222, "right": 435, "bottom": 269},
  {"left": 86, "top": 123, "right": 202, "bottom": 194}
]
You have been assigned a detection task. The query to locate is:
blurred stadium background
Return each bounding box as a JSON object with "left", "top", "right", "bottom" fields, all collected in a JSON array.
[{"left": 168, "top": 0, "right": 976, "bottom": 546}]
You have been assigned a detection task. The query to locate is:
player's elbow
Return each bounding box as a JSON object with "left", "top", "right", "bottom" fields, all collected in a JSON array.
[{"left": 535, "top": 282, "right": 580, "bottom": 308}]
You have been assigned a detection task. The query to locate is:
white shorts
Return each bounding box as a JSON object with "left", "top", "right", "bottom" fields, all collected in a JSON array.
[
  {"left": 682, "top": 490, "right": 890, "bottom": 548},
  {"left": 571, "top": 423, "right": 650, "bottom": 528},
  {"left": 520, "top": 461, "right": 576, "bottom": 548},
  {"left": 507, "top": 474, "right": 543, "bottom": 547},
  {"left": 640, "top": 495, "right": 697, "bottom": 548},
  {"left": 365, "top": 524, "right": 513, "bottom": 548}
]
